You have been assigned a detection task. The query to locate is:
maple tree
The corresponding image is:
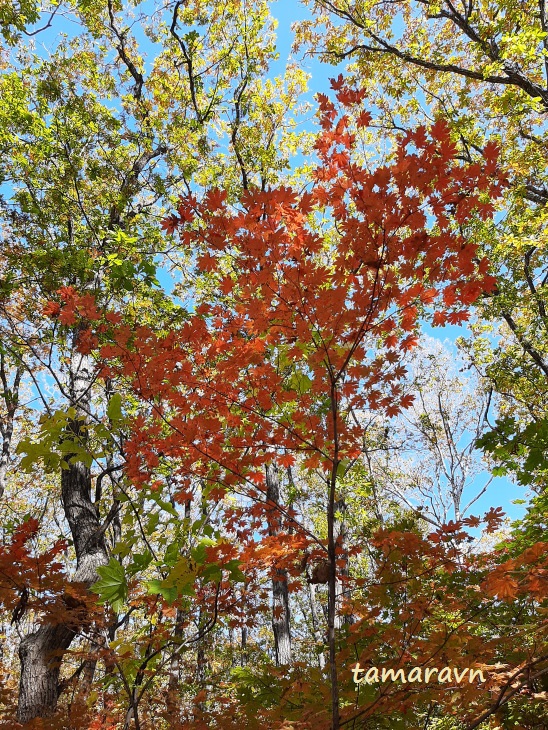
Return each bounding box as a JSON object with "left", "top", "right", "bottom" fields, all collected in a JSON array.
[
  {"left": 0, "top": 0, "right": 306, "bottom": 724},
  {"left": 73, "top": 76, "right": 512, "bottom": 728},
  {"left": 1, "top": 2, "right": 547, "bottom": 729},
  {"left": 295, "top": 0, "right": 548, "bottom": 494}
]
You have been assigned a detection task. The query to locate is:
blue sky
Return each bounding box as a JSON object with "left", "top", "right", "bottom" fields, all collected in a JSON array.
[
  {"left": 269, "top": 0, "right": 528, "bottom": 526},
  {"left": 17, "top": 0, "right": 529, "bottom": 527}
]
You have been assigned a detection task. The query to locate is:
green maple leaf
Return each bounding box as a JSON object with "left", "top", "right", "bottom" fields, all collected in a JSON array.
[{"left": 92, "top": 558, "right": 128, "bottom": 613}]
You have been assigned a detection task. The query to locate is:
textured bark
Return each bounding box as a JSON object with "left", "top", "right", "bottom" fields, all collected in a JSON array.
[
  {"left": 166, "top": 608, "right": 184, "bottom": 721},
  {"left": 265, "top": 463, "right": 292, "bottom": 666},
  {"left": 74, "top": 634, "right": 104, "bottom": 710},
  {"left": 79, "top": 656, "right": 98, "bottom": 697},
  {"left": 334, "top": 497, "right": 353, "bottom": 627},
  {"left": 0, "top": 357, "right": 23, "bottom": 502},
  {"left": 308, "top": 581, "right": 326, "bottom": 670},
  {"left": 327, "top": 479, "right": 340, "bottom": 730},
  {"left": 195, "top": 605, "right": 209, "bottom": 717},
  {"left": 166, "top": 499, "right": 191, "bottom": 724},
  {"left": 17, "top": 624, "right": 75, "bottom": 723},
  {"left": 240, "top": 604, "right": 248, "bottom": 667},
  {"left": 17, "top": 338, "right": 109, "bottom": 723},
  {"left": 195, "top": 495, "right": 209, "bottom": 705}
]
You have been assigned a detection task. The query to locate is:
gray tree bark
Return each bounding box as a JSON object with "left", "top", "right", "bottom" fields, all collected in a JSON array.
[
  {"left": 308, "top": 581, "right": 326, "bottom": 670},
  {"left": 334, "top": 496, "right": 353, "bottom": 627},
  {"left": 17, "top": 624, "right": 75, "bottom": 723},
  {"left": 17, "top": 335, "right": 109, "bottom": 723},
  {"left": 0, "top": 356, "right": 23, "bottom": 502},
  {"left": 265, "top": 463, "right": 292, "bottom": 666}
]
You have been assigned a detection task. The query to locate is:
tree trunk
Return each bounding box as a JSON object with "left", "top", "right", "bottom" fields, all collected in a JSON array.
[
  {"left": 327, "top": 386, "right": 341, "bottom": 730},
  {"left": 166, "top": 609, "right": 184, "bottom": 723},
  {"left": 308, "top": 581, "right": 326, "bottom": 670},
  {"left": 265, "top": 463, "right": 292, "bottom": 666},
  {"left": 166, "top": 499, "right": 192, "bottom": 724},
  {"left": 0, "top": 357, "right": 23, "bottom": 502},
  {"left": 334, "top": 496, "right": 353, "bottom": 626},
  {"left": 17, "top": 624, "right": 75, "bottom": 723},
  {"left": 240, "top": 610, "right": 248, "bottom": 666},
  {"left": 327, "top": 497, "right": 339, "bottom": 730},
  {"left": 17, "top": 336, "right": 109, "bottom": 723}
]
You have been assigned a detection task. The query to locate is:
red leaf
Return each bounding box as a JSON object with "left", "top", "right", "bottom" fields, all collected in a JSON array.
[
  {"left": 161, "top": 215, "right": 180, "bottom": 234},
  {"left": 43, "top": 301, "right": 61, "bottom": 318}
]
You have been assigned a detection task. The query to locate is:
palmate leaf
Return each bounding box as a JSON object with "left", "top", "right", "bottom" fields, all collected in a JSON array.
[
  {"left": 145, "top": 579, "right": 178, "bottom": 605},
  {"left": 92, "top": 558, "right": 128, "bottom": 613},
  {"left": 106, "top": 392, "right": 123, "bottom": 423},
  {"left": 145, "top": 555, "right": 198, "bottom": 604}
]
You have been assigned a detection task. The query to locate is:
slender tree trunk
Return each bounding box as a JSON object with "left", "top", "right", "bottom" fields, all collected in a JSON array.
[
  {"left": 327, "top": 384, "right": 341, "bottom": 730},
  {"left": 193, "top": 496, "right": 210, "bottom": 690},
  {"left": 166, "top": 495, "right": 191, "bottom": 721},
  {"left": 166, "top": 610, "right": 184, "bottom": 725},
  {"left": 73, "top": 649, "right": 100, "bottom": 713},
  {"left": 240, "top": 619, "right": 247, "bottom": 666},
  {"left": 334, "top": 497, "right": 353, "bottom": 626},
  {"left": 80, "top": 655, "right": 98, "bottom": 696},
  {"left": 240, "top": 586, "right": 248, "bottom": 667},
  {"left": 195, "top": 605, "right": 208, "bottom": 716},
  {"left": 229, "top": 626, "right": 236, "bottom": 666},
  {"left": 0, "top": 358, "right": 23, "bottom": 502},
  {"left": 265, "top": 463, "right": 292, "bottom": 665},
  {"left": 327, "top": 499, "right": 339, "bottom": 730},
  {"left": 308, "top": 581, "right": 326, "bottom": 670},
  {"left": 17, "top": 335, "right": 109, "bottom": 723}
]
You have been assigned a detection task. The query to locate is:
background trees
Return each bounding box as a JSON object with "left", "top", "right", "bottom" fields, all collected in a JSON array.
[
  {"left": 1, "top": 0, "right": 304, "bottom": 723},
  {"left": 0, "top": 1, "right": 546, "bottom": 729},
  {"left": 295, "top": 0, "right": 548, "bottom": 492}
]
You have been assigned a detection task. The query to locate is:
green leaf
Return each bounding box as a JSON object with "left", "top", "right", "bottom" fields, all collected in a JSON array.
[
  {"left": 336, "top": 458, "right": 350, "bottom": 478},
  {"left": 127, "top": 550, "right": 153, "bottom": 575},
  {"left": 156, "top": 498, "right": 178, "bottom": 518},
  {"left": 146, "top": 555, "right": 197, "bottom": 604},
  {"left": 202, "top": 564, "right": 223, "bottom": 583},
  {"left": 107, "top": 392, "right": 123, "bottom": 423},
  {"left": 92, "top": 558, "right": 127, "bottom": 613},
  {"left": 145, "top": 579, "right": 178, "bottom": 604},
  {"left": 191, "top": 537, "right": 216, "bottom": 565},
  {"left": 492, "top": 466, "right": 507, "bottom": 477},
  {"left": 147, "top": 512, "right": 160, "bottom": 534},
  {"left": 164, "top": 541, "right": 179, "bottom": 566},
  {"left": 225, "top": 558, "right": 246, "bottom": 582}
]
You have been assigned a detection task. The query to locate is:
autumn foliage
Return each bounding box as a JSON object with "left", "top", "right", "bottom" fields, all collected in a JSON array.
[
  {"left": 3, "top": 0, "right": 548, "bottom": 726},
  {"left": 42, "top": 79, "right": 548, "bottom": 730},
  {"left": 101, "top": 78, "right": 504, "bottom": 494}
]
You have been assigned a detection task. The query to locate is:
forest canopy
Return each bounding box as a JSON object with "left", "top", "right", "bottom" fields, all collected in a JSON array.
[{"left": 0, "top": 1, "right": 547, "bottom": 729}]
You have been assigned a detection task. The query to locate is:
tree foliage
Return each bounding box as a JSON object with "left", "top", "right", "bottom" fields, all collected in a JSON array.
[{"left": 0, "top": 2, "right": 547, "bottom": 730}]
